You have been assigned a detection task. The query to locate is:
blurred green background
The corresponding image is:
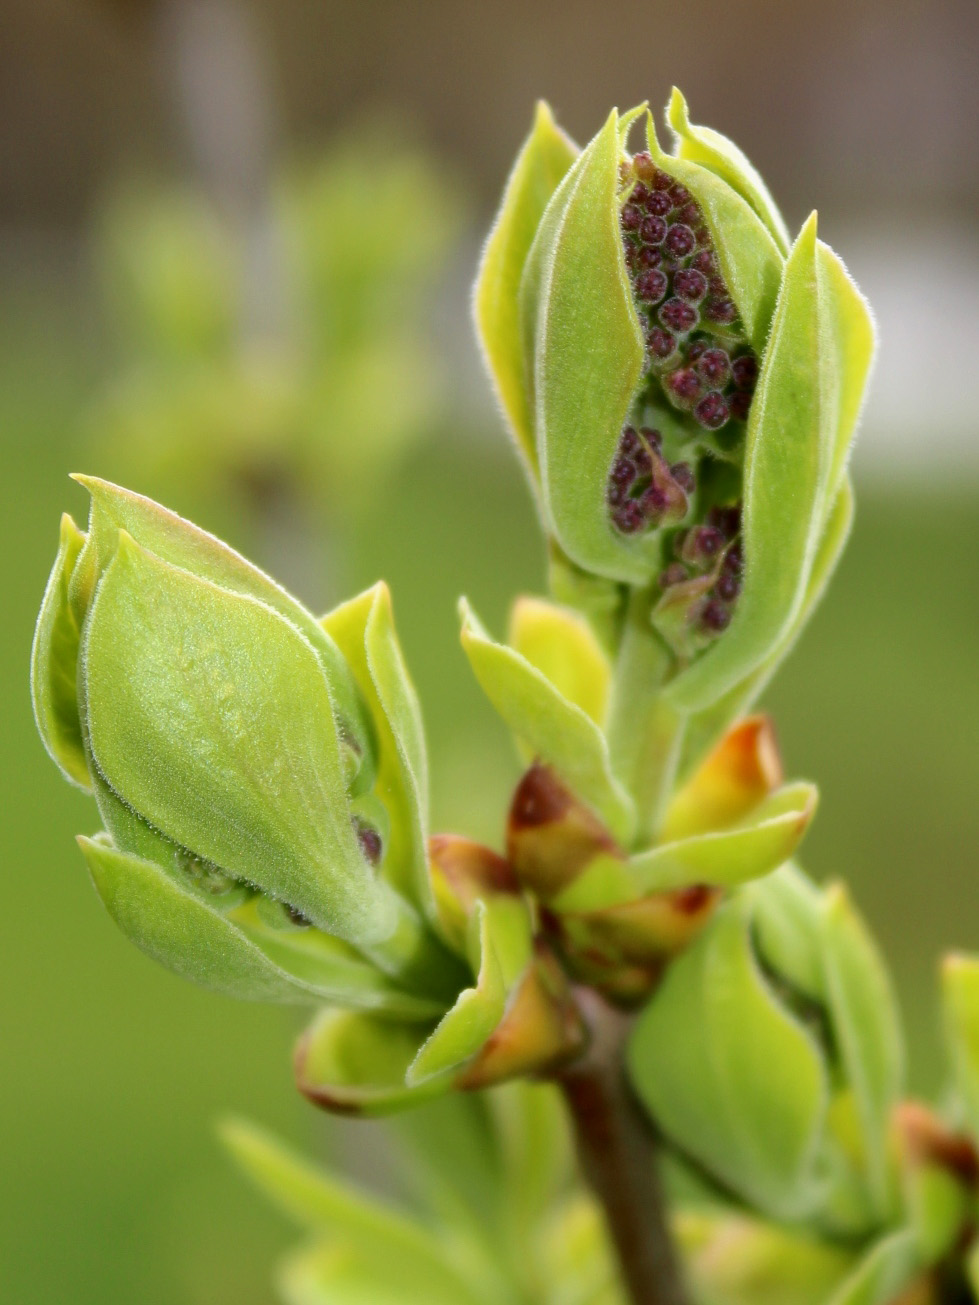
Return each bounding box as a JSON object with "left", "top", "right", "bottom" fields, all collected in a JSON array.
[{"left": 2, "top": 1, "right": 978, "bottom": 1302}]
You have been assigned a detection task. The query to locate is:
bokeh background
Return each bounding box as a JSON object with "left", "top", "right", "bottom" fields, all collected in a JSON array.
[{"left": 2, "top": 2, "right": 978, "bottom": 1301}]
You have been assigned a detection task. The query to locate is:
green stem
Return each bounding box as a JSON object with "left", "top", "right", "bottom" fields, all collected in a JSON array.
[
  {"left": 557, "top": 989, "right": 689, "bottom": 1305},
  {"left": 359, "top": 890, "right": 468, "bottom": 1004},
  {"left": 606, "top": 589, "right": 686, "bottom": 846}
]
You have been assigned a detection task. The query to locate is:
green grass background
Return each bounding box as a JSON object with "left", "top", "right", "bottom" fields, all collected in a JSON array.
[{"left": 2, "top": 286, "right": 978, "bottom": 1304}]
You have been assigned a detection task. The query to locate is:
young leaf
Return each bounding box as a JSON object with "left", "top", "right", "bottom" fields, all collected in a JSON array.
[
  {"left": 628, "top": 899, "right": 828, "bottom": 1219},
  {"left": 522, "top": 109, "right": 650, "bottom": 583},
  {"left": 942, "top": 954, "right": 979, "bottom": 1137},
  {"left": 323, "top": 583, "right": 433, "bottom": 918},
  {"left": 820, "top": 883, "right": 904, "bottom": 1219},
  {"left": 82, "top": 536, "right": 394, "bottom": 944},
  {"left": 666, "top": 88, "right": 791, "bottom": 255},
  {"left": 31, "top": 513, "right": 91, "bottom": 789},
  {"left": 508, "top": 596, "right": 611, "bottom": 725},
  {"left": 459, "top": 599, "right": 635, "bottom": 842},
  {"left": 824, "top": 1230, "right": 921, "bottom": 1305},
  {"left": 473, "top": 101, "right": 578, "bottom": 478}
]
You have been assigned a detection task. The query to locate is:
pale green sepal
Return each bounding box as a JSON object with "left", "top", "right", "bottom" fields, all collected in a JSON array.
[
  {"left": 748, "top": 863, "right": 826, "bottom": 1001},
  {"left": 558, "top": 782, "right": 817, "bottom": 912},
  {"left": 942, "top": 954, "right": 979, "bottom": 1137},
  {"left": 221, "top": 1119, "right": 486, "bottom": 1305},
  {"left": 31, "top": 513, "right": 91, "bottom": 789},
  {"left": 824, "top": 1229, "right": 921, "bottom": 1305},
  {"left": 473, "top": 102, "right": 578, "bottom": 482},
  {"left": 523, "top": 110, "right": 651, "bottom": 583},
  {"left": 820, "top": 883, "right": 904, "bottom": 1220},
  {"left": 81, "top": 534, "right": 393, "bottom": 945},
  {"left": 628, "top": 898, "right": 828, "bottom": 1220},
  {"left": 666, "top": 88, "right": 791, "bottom": 255},
  {"left": 323, "top": 583, "right": 433, "bottom": 918},
  {"left": 644, "top": 110, "right": 783, "bottom": 352},
  {"left": 678, "top": 475, "right": 854, "bottom": 781},
  {"left": 295, "top": 1009, "right": 447, "bottom": 1115},
  {"left": 79, "top": 835, "right": 319, "bottom": 1003},
  {"left": 508, "top": 596, "right": 611, "bottom": 725},
  {"left": 669, "top": 216, "right": 832, "bottom": 713},
  {"left": 459, "top": 598, "right": 635, "bottom": 841},
  {"left": 73, "top": 475, "right": 375, "bottom": 780},
  {"left": 407, "top": 900, "right": 509, "bottom": 1087}
]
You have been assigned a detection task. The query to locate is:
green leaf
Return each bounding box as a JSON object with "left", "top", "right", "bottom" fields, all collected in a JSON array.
[
  {"left": 820, "top": 883, "right": 904, "bottom": 1219},
  {"left": 520, "top": 109, "right": 650, "bottom": 583},
  {"left": 967, "top": 1238, "right": 979, "bottom": 1296},
  {"left": 74, "top": 475, "right": 375, "bottom": 782},
  {"left": 676, "top": 1209, "right": 857, "bottom": 1305},
  {"left": 678, "top": 475, "right": 854, "bottom": 781},
  {"left": 904, "top": 1158, "right": 970, "bottom": 1264},
  {"left": 31, "top": 513, "right": 91, "bottom": 789},
  {"left": 79, "top": 834, "right": 442, "bottom": 1014},
  {"left": 557, "top": 782, "right": 817, "bottom": 911},
  {"left": 323, "top": 583, "right": 433, "bottom": 918},
  {"left": 508, "top": 596, "right": 611, "bottom": 725},
  {"left": 669, "top": 215, "right": 833, "bottom": 712},
  {"left": 221, "top": 1119, "right": 487, "bottom": 1305},
  {"left": 666, "top": 88, "right": 791, "bottom": 256},
  {"left": 645, "top": 110, "right": 784, "bottom": 353},
  {"left": 473, "top": 101, "right": 578, "bottom": 480},
  {"left": 407, "top": 899, "right": 517, "bottom": 1086},
  {"left": 942, "top": 953, "right": 979, "bottom": 1137},
  {"left": 824, "top": 1230, "right": 920, "bottom": 1305},
  {"left": 459, "top": 598, "right": 635, "bottom": 842},
  {"left": 628, "top": 899, "right": 828, "bottom": 1219},
  {"left": 748, "top": 863, "right": 826, "bottom": 1002},
  {"left": 82, "top": 534, "right": 394, "bottom": 945},
  {"left": 295, "top": 1009, "right": 445, "bottom": 1115}
]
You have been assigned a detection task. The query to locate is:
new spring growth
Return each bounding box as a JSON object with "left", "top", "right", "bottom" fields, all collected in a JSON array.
[
  {"left": 32, "top": 479, "right": 584, "bottom": 1108},
  {"left": 475, "top": 91, "right": 875, "bottom": 716}
]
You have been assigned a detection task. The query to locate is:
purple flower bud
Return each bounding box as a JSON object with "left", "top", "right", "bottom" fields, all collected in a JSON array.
[
  {"left": 665, "top": 367, "right": 704, "bottom": 406},
  {"left": 660, "top": 298, "right": 699, "bottom": 333},
  {"left": 695, "top": 348, "right": 732, "bottom": 386},
  {"left": 639, "top": 426, "right": 664, "bottom": 451},
  {"left": 670, "top": 461, "right": 696, "bottom": 492},
  {"left": 694, "top": 391, "right": 730, "bottom": 430},
  {"left": 665, "top": 224, "right": 696, "bottom": 258},
  {"left": 691, "top": 249, "right": 717, "bottom": 276},
  {"left": 648, "top": 190, "right": 672, "bottom": 217},
  {"left": 705, "top": 296, "right": 738, "bottom": 325},
  {"left": 647, "top": 327, "right": 677, "bottom": 361},
  {"left": 637, "top": 245, "right": 663, "bottom": 269},
  {"left": 700, "top": 599, "right": 731, "bottom": 632},
  {"left": 729, "top": 391, "right": 753, "bottom": 422},
  {"left": 635, "top": 269, "right": 669, "bottom": 303},
  {"left": 612, "top": 499, "right": 646, "bottom": 534},
  {"left": 674, "top": 268, "right": 708, "bottom": 303},
  {"left": 658, "top": 562, "right": 689, "bottom": 589},
  {"left": 731, "top": 354, "right": 759, "bottom": 391},
  {"left": 640, "top": 214, "right": 668, "bottom": 245},
  {"left": 621, "top": 204, "right": 642, "bottom": 232},
  {"left": 715, "top": 570, "right": 742, "bottom": 601}
]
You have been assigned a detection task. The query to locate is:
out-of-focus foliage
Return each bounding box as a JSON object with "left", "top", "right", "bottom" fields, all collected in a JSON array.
[{"left": 87, "top": 128, "right": 461, "bottom": 528}]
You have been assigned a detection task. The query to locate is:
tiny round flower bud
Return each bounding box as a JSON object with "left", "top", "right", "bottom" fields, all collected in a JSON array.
[
  {"left": 700, "top": 599, "right": 731, "bottom": 632},
  {"left": 673, "top": 268, "right": 708, "bottom": 303},
  {"left": 664, "top": 224, "right": 696, "bottom": 258},
  {"left": 670, "top": 461, "right": 696, "bottom": 492},
  {"left": 633, "top": 151, "right": 656, "bottom": 182},
  {"left": 691, "top": 249, "right": 717, "bottom": 276},
  {"left": 665, "top": 367, "right": 704, "bottom": 405},
  {"left": 612, "top": 499, "right": 646, "bottom": 534},
  {"left": 678, "top": 202, "right": 700, "bottom": 226},
  {"left": 687, "top": 337, "right": 709, "bottom": 362},
  {"left": 660, "top": 298, "right": 698, "bottom": 333},
  {"left": 611, "top": 455, "right": 635, "bottom": 487},
  {"left": 647, "top": 327, "right": 677, "bottom": 361},
  {"left": 694, "top": 390, "right": 730, "bottom": 430},
  {"left": 715, "top": 570, "right": 741, "bottom": 601},
  {"left": 705, "top": 297, "right": 738, "bottom": 325},
  {"left": 708, "top": 505, "right": 742, "bottom": 539},
  {"left": 695, "top": 348, "right": 732, "bottom": 386},
  {"left": 632, "top": 444, "right": 653, "bottom": 474},
  {"left": 650, "top": 167, "right": 672, "bottom": 191},
  {"left": 639, "top": 426, "right": 663, "bottom": 451},
  {"left": 621, "top": 204, "right": 642, "bottom": 232},
  {"left": 637, "top": 245, "right": 663, "bottom": 269},
  {"left": 635, "top": 269, "right": 669, "bottom": 303},
  {"left": 641, "top": 484, "right": 669, "bottom": 518},
  {"left": 688, "top": 525, "right": 724, "bottom": 561},
  {"left": 731, "top": 354, "right": 759, "bottom": 391},
  {"left": 640, "top": 214, "right": 668, "bottom": 245},
  {"left": 631, "top": 183, "right": 651, "bottom": 207},
  {"left": 647, "top": 190, "right": 672, "bottom": 217},
  {"left": 669, "top": 182, "right": 691, "bottom": 205},
  {"left": 620, "top": 426, "right": 640, "bottom": 456},
  {"left": 658, "top": 562, "right": 688, "bottom": 589},
  {"left": 353, "top": 818, "right": 383, "bottom": 866},
  {"left": 729, "top": 391, "right": 752, "bottom": 421}
]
